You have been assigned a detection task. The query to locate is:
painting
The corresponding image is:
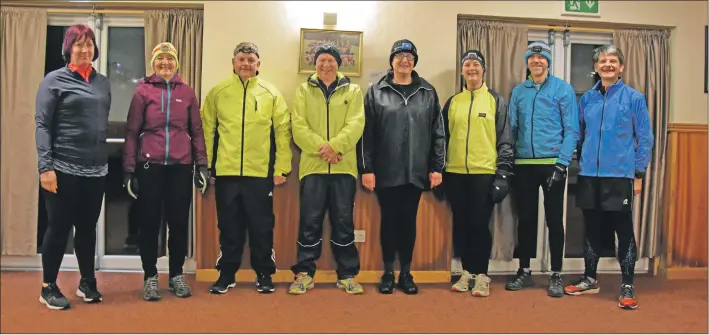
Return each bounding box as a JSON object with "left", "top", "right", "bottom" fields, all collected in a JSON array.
[{"left": 298, "top": 28, "right": 363, "bottom": 77}]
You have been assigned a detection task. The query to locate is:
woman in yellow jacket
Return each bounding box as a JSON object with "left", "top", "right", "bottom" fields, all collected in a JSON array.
[
  {"left": 288, "top": 45, "right": 366, "bottom": 295},
  {"left": 442, "top": 50, "right": 514, "bottom": 297}
]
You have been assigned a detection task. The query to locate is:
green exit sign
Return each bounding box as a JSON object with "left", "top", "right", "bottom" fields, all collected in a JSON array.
[{"left": 562, "top": 0, "right": 601, "bottom": 17}]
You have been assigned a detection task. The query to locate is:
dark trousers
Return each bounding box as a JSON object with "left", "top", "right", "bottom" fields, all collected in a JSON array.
[
  {"left": 445, "top": 173, "right": 495, "bottom": 275},
  {"left": 291, "top": 174, "right": 360, "bottom": 279},
  {"left": 578, "top": 176, "right": 637, "bottom": 285},
  {"left": 214, "top": 176, "right": 276, "bottom": 276},
  {"left": 136, "top": 164, "right": 193, "bottom": 279},
  {"left": 513, "top": 164, "right": 566, "bottom": 272},
  {"left": 375, "top": 184, "right": 423, "bottom": 269},
  {"left": 41, "top": 171, "right": 105, "bottom": 283}
]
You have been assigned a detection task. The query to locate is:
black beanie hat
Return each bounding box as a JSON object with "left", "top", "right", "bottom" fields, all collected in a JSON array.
[
  {"left": 461, "top": 50, "right": 486, "bottom": 70},
  {"left": 314, "top": 44, "right": 342, "bottom": 67},
  {"left": 389, "top": 39, "right": 418, "bottom": 67}
]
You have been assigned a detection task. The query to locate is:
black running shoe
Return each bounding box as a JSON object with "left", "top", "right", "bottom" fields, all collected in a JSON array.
[
  {"left": 39, "top": 283, "right": 71, "bottom": 310},
  {"left": 397, "top": 272, "right": 419, "bottom": 295},
  {"left": 256, "top": 273, "right": 275, "bottom": 293},
  {"left": 378, "top": 272, "right": 395, "bottom": 294},
  {"left": 77, "top": 277, "right": 103, "bottom": 303},
  {"left": 505, "top": 269, "right": 534, "bottom": 291},
  {"left": 209, "top": 275, "right": 236, "bottom": 294},
  {"left": 547, "top": 273, "right": 564, "bottom": 298}
]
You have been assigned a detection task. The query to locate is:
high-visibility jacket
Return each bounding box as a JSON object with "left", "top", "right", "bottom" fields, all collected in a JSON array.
[
  {"left": 200, "top": 73, "right": 292, "bottom": 178},
  {"left": 442, "top": 82, "right": 514, "bottom": 175},
  {"left": 292, "top": 73, "right": 365, "bottom": 180}
]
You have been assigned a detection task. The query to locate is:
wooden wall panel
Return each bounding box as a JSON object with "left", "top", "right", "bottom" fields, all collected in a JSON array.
[
  {"left": 663, "top": 123, "right": 708, "bottom": 279},
  {"left": 195, "top": 141, "right": 453, "bottom": 282}
]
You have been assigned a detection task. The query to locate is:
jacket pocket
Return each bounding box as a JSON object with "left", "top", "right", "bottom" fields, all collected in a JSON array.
[
  {"left": 168, "top": 130, "right": 192, "bottom": 163},
  {"left": 139, "top": 132, "right": 163, "bottom": 162}
]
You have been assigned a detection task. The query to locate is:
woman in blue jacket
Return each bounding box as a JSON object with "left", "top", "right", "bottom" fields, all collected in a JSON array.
[{"left": 564, "top": 45, "right": 653, "bottom": 310}]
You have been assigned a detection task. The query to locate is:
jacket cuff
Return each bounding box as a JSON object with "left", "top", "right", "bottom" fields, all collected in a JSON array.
[
  {"left": 38, "top": 163, "right": 54, "bottom": 174},
  {"left": 635, "top": 170, "right": 646, "bottom": 179}
]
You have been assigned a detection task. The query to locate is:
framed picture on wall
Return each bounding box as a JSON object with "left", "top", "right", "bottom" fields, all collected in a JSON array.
[{"left": 298, "top": 28, "right": 363, "bottom": 77}]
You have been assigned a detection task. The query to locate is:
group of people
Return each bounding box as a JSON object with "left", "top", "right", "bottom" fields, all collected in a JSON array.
[{"left": 34, "top": 23, "right": 653, "bottom": 312}]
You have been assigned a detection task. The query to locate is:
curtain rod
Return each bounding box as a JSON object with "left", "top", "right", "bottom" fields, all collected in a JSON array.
[
  {"left": 46, "top": 8, "right": 143, "bottom": 15},
  {"left": 528, "top": 25, "right": 614, "bottom": 33}
]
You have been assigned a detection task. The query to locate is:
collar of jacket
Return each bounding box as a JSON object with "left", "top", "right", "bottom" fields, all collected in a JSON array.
[
  {"left": 376, "top": 69, "right": 432, "bottom": 91},
  {"left": 306, "top": 72, "right": 350, "bottom": 88},
  {"left": 523, "top": 73, "right": 552, "bottom": 88},
  {"left": 463, "top": 81, "right": 489, "bottom": 97},
  {"left": 232, "top": 72, "right": 260, "bottom": 86},
  {"left": 145, "top": 72, "right": 183, "bottom": 84},
  {"left": 592, "top": 77, "right": 625, "bottom": 94}
]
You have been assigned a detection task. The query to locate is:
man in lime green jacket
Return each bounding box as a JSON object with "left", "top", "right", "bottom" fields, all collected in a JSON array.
[
  {"left": 200, "top": 42, "right": 292, "bottom": 295},
  {"left": 288, "top": 45, "right": 365, "bottom": 295}
]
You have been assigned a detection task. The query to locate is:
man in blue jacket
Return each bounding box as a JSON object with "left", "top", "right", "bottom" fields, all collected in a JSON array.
[
  {"left": 506, "top": 41, "right": 579, "bottom": 298},
  {"left": 564, "top": 45, "right": 653, "bottom": 310}
]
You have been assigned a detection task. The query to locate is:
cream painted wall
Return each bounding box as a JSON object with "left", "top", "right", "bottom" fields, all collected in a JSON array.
[{"left": 201, "top": 1, "right": 708, "bottom": 124}]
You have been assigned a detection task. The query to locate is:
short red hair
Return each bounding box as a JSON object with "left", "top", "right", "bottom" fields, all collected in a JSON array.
[{"left": 62, "top": 24, "right": 98, "bottom": 64}]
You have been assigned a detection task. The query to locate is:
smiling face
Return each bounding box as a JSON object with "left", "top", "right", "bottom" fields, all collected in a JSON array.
[
  {"left": 154, "top": 54, "right": 176, "bottom": 80},
  {"left": 315, "top": 53, "right": 338, "bottom": 83},
  {"left": 70, "top": 36, "right": 94, "bottom": 67},
  {"left": 527, "top": 54, "right": 548, "bottom": 78},
  {"left": 392, "top": 52, "right": 414, "bottom": 75},
  {"left": 232, "top": 52, "right": 260, "bottom": 80},
  {"left": 461, "top": 59, "right": 484, "bottom": 87},
  {"left": 594, "top": 52, "right": 624, "bottom": 82}
]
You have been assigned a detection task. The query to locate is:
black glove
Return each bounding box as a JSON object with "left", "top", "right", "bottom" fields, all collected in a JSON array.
[
  {"left": 490, "top": 172, "right": 510, "bottom": 203},
  {"left": 123, "top": 172, "right": 139, "bottom": 199},
  {"left": 546, "top": 163, "right": 567, "bottom": 191},
  {"left": 194, "top": 165, "right": 209, "bottom": 194}
]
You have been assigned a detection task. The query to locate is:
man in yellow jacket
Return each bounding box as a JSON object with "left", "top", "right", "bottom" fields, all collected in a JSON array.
[
  {"left": 200, "top": 42, "right": 292, "bottom": 295},
  {"left": 288, "top": 45, "right": 365, "bottom": 295}
]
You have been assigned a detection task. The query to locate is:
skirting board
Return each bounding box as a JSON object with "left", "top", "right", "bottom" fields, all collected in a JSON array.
[
  {"left": 196, "top": 269, "right": 451, "bottom": 283},
  {"left": 666, "top": 267, "right": 708, "bottom": 280}
]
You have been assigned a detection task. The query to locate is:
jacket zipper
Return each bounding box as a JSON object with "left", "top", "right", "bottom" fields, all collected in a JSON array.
[
  {"left": 388, "top": 84, "right": 427, "bottom": 180},
  {"left": 164, "top": 81, "right": 172, "bottom": 165},
  {"left": 596, "top": 87, "right": 610, "bottom": 177},
  {"left": 240, "top": 80, "right": 250, "bottom": 176},
  {"left": 465, "top": 91, "right": 474, "bottom": 174},
  {"left": 529, "top": 80, "right": 547, "bottom": 158}
]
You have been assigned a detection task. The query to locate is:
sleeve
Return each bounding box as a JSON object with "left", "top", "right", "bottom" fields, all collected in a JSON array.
[
  {"left": 356, "top": 86, "right": 376, "bottom": 174},
  {"left": 272, "top": 93, "right": 293, "bottom": 176},
  {"left": 441, "top": 96, "right": 453, "bottom": 159},
  {"left": 557, "top": 84, "right": 580, "bottom": 167},
  {"left": 188, "top": 89, "right": 207, "bottom": 167},
  {"left": 35, "top": 77, "right": 58, "bottom": 174},
  {"left": 328, "top": 86, "right": 365, "bottom": 155},
  {"left": 632, "top": 95, "right": 654, "bottom": 175},
  {"left": 200, "top": 88, "right": 218, "bottom": 170},
  {"left": 494, "top": 93, "right": 514, "bottom": 173},
  {"left": 291, "top": 85, "right": 327, "bottom": 155},
  {"left": 509, "top": 87, "right": 519, "bottom": 146},
  {"left": 429, "top": 89, "right": 446, "bottom": 173},
  {"left": 122, "top": 88, "right": 146, "bottom": 173},
  {"left": 577, "top": 94, "right": 587, "bottom": 157}
]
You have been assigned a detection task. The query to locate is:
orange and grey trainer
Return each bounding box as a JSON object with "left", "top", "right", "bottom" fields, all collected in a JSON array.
[
  {"left": 618, "top": 284, "right": 638, "bottom": 310},
  {"left": 564, "top": 276, "right": 600, "bottom": 295}
]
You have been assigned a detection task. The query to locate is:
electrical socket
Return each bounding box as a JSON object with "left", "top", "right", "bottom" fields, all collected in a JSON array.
[{"left": 354, "top": 230, "right": 366, "bottom": 243}]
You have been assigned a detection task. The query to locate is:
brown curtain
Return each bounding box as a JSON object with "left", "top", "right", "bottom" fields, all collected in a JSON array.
[
  {"left": 144, "top": 9, "right": 203, "bottom": 99},
  {"left": 457, "top": 18, "right": 528, "bottom": 261},
  {"left": 1, "top": 7, "right": 47, "bottom": 255},
  {"left": 614, "top": 29, "right": 671, "bottom": 258}
]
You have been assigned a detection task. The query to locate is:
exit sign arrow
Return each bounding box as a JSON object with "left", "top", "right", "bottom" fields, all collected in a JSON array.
[{"left": 564, "top": 0, "right": 600, "bottom": 15}]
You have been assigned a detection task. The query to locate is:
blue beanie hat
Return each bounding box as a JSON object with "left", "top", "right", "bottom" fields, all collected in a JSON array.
[{"left": 525, "top": 41, "right": 552, "bottom": 66}]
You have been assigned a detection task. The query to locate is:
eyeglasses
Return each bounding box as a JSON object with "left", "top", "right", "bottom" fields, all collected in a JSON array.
[{"left": 394, "top": 53, "right": 414, "bottom": 61}]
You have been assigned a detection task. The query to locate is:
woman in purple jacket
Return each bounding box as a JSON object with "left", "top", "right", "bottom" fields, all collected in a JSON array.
[{"left": 122, "top": 42, "right": 208, "bottom": 301}]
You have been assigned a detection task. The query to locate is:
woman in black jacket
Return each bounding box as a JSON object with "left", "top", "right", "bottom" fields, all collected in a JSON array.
[
  {"left": 357, "top": 39, "right": 446, "bottom": 295},
  {"left": 35, "top": 24, "right": 110, "bottom": 310}
]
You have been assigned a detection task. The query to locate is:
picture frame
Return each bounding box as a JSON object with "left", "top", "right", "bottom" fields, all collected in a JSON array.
[{"left": 298, "top": 28, "right": 363, "bottom": 77}]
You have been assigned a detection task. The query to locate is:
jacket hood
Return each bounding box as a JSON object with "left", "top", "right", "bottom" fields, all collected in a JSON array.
[
  {"left": 145, "top": 72, "right": 183, "bottom": 84},
  {"left": 306, "top": 72, "right": 350, "bottom": 88},
  {"left": 376, "top": 70, "right": 432, "bottom": 91}
]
